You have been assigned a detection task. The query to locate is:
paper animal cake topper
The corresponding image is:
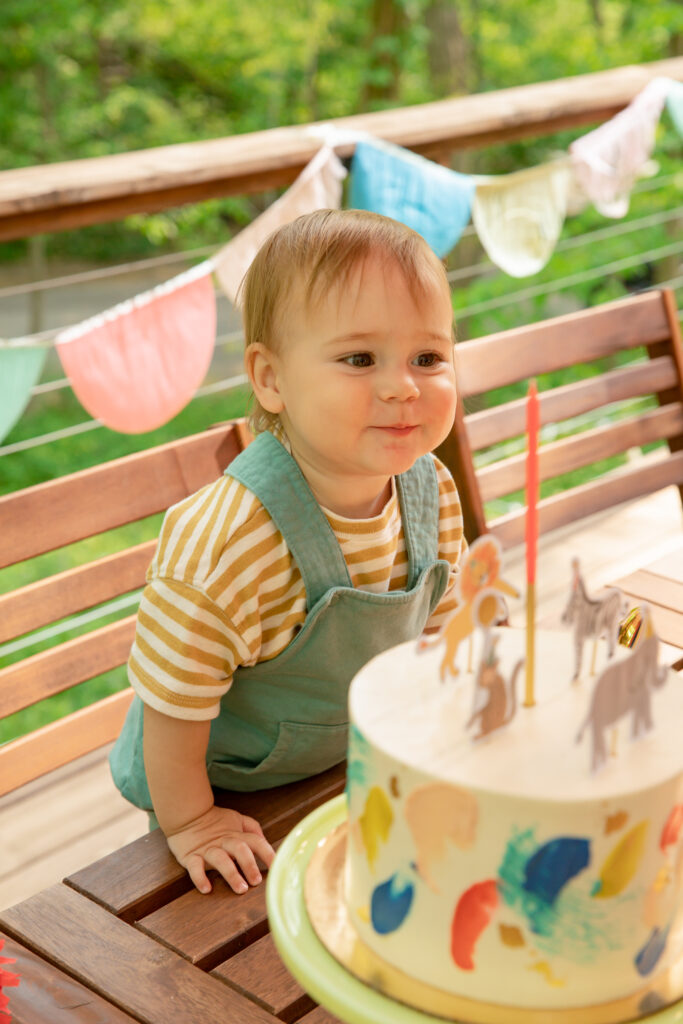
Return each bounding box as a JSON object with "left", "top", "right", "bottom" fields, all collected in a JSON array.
[
  {"left": 561, "top": 557, "right": 625, "bottom": 680},
  {"left": 466, "top": 633, "right": 523, "bottom": 740},
  {"left": 575, "top": 604, "right": 668, "bottom": 772},
  {"left": 418, "top": 535, "right": 518, "bottom": 682}
]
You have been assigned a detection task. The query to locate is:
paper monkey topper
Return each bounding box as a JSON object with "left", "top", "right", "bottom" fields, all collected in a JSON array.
[
  {"left": 575, "top": 604, "right": 669, "bottom": 773},
  {"left": 417, "top": 535, "right": 519, "bottom": 683}
]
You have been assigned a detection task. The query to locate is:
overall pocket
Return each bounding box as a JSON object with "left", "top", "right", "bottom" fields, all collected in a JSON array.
[{"left": 208, "top": 719, "right": 349, "bottom": 790}]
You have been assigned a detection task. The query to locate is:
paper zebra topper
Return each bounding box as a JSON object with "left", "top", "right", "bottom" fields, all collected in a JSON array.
[{"left": 561, "top": 557, "right": 625, "bottom": 681}]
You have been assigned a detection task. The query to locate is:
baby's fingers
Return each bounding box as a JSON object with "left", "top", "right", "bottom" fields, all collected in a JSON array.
[
  {"left": 185, "top": 852, "right": 213, "bottom": 895},
  {"left": 205, "top": 845, "right": 251, "bottom": 894}
]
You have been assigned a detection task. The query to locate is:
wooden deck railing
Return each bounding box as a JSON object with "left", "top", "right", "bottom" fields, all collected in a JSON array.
[{"left": 0, "top": 58, "right": 681, "bottom": 241}]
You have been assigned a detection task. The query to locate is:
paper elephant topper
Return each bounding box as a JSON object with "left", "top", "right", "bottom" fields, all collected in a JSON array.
[
  {"left": 575, "top": 603, "right": 668, "bottom": 773},
  {"left": 418, "top": 535, "right": 519, "bottom": 682},
  {"left": 561, "top": 557, "right": 626, "bottom": 681}
]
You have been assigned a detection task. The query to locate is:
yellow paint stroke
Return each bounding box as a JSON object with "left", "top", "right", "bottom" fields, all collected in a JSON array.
[
  {"left": 359, "top": 786, "right": 393, "bottom": 870},
  {"left": 356, "top": 906, "right": 370, "bottom": 924},
  {"left": 530, "top": 961, "right": 565, "bottom": 988},
  {"left": 643, "top": 867, "right": 674, "bottom": 931},
  {"left": 605, "top": 810, "right": 629, "bottom": 835},
  {"left": 499, "top": 923, "right": 525, "bottom": 948},
  {"left": 593, "top": 821, "right": 649, "bottom": 899},
  {"left": 405, "top": 782, "right": 478, "bottom": 891}
]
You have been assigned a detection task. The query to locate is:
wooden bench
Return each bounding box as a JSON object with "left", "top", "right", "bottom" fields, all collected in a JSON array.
[
  {"left": 438, "top": 288, "right": 683, "bottom": 546},
  {"left": 0, "top": 418, "right": 253, "bottom": 798}
]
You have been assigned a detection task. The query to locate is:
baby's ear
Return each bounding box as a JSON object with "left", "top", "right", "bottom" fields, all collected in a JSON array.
[{"left": 245, "top": 343, "right": 284, "bottom": 414}]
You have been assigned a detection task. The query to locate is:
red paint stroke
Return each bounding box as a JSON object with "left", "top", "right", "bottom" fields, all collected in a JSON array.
[
  {"left": 660, "top": 805, "right": 683, "bottom": 852},
  {"left": 451, "top": 879, "right": 499, "bottom": 970}
]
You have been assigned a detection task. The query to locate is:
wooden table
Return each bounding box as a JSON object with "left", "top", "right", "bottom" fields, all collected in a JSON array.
[
  {"left": 0, "top": 765, "right": 346, "bottom": 1024},
  {"left": 611, "top": 540, "right": 683, "bottom": 667}
]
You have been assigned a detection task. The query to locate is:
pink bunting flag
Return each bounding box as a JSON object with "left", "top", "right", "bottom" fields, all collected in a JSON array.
[
  {"left": 569, "top": 77, "right": 670, "bottom": 218},
  {"left": 213, "top": 145, "right": 346, "bottom": 303},
  {"left": 56, "top": 262, "right": 215, "bottom": 434}
]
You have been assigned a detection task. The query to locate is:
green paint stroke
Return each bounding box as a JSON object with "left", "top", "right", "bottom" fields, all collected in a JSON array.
[
  {"left": 497, "top": 828, "right": 631, "bottom": 964},
  {"left": 346, "top": 724, "right": 372, "bottom": 794}
]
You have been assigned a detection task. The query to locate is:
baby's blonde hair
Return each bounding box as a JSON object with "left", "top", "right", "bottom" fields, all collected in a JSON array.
[{"left": 238, "top": 208, "right": 453, "bottom": 433}]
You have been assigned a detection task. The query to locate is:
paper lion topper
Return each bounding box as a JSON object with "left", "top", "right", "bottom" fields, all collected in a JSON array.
[{"left": 418, "top": 535, "right": 519, "bottom": 682}]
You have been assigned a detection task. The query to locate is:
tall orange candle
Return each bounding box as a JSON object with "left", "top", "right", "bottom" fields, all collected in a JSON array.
[{"left": 524, "top": 378, "right": 539, "bottom": 707}]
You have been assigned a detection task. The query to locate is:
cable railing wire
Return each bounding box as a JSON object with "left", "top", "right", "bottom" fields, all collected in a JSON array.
[{"left": 0, "top": 172, "right": 678, "bottom": 302}]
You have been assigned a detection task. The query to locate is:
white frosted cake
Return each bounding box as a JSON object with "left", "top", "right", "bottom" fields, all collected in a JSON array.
[{"left": 345, "top": 627, "right": 683, "bottom": 1015}]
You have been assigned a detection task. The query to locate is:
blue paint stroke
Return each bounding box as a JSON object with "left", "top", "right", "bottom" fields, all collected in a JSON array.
[
  {"left": 523, "top": 838, "right": 591, "bottom": 906},
  {"left": 497, "top": 829, "right": 621, "bottom": 964},
  {"left": 371, "top": 871, "right": 415, "bottom": 935},
  {"left": 635, "top": 924, "right": 671, "bottom": 977}
]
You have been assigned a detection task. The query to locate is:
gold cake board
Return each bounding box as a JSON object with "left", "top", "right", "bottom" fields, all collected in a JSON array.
[{"left": 304, "top": 819, "right": 683, "bottom": 1024}]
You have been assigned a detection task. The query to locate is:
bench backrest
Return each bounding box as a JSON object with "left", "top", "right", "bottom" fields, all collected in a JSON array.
[
  {"left": 0, "top": 418, "right": 252, "bottom": 797},
  {"left": 437, "top": 289, "right": 683, "bottom": 547}
]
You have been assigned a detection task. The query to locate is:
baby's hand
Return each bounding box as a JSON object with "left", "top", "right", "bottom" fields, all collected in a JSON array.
[{"left": 165, "top": 804, "right": 275, "bottom": 895}]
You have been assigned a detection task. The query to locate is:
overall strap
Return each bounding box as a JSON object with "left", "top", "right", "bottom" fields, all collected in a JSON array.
[
  {"left": 227, "top": 432, "right": 352, "bottom": 608},
  {"left": 396, "top": 453, "right": 441, "bottom": 589}
]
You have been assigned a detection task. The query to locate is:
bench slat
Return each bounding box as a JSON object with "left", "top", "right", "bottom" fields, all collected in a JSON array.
[
  {"left": 490, "top": 449, "right": 683, "bottom": 547},
  {"left": 0, "top": 689, "right": 133, "bottom": 797},
  {"left": 0, "top": 616, "right": 136, "bottom": 717},
  {"left": 457, "top": 291, "right": 669, "bottom": 398},
  {"left": 0, "top": 423, "right": 245, "bottom": 568},
  {"left": 465, "top": 355, "right": 678, "bottom": 450},
  {"left": 0, "top": 541, "right": 154, "bottom": 644},
  {"left": 478, "top": 404, "right": 683, "bottom": 501}
]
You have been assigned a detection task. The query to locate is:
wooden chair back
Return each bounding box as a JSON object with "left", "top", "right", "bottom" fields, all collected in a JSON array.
[
  {"left": 437, "top": 289, "right": 683, "bottom": 546},
  {"left": 0, "top": 418, "right": 252, "bottom": 797}
]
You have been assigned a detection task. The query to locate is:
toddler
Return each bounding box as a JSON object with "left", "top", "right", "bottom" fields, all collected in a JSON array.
[{"left": 110, "top": 208, "right": 466, "bottom": 895}]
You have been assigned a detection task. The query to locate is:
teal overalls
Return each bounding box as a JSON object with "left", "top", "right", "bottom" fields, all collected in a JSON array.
[{"left": 110, "top": 432, "right": 450, "bottom": 809}]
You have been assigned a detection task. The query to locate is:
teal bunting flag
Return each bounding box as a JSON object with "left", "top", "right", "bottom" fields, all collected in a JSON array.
[
  {"left": 349, "top": 138, "right": 475, "bottom": 258},
  {"left": 0, "top": 346, "right": 47, "bottom": 443}
]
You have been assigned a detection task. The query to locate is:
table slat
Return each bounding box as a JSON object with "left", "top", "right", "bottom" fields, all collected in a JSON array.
[
  {"left": 0, "top": 932, "right": 138, "bottom": 1024},
  {"left": 618, "top": 571, "right": 683, "bottom": 614},
  {"left": 298, "top": 1007, "right": 345, "bottom": 1023},
  {"left": 212, "top": 932, "right": 315, "bottom": 1022},
  {"left": 67, "top": 763, "right": 346, "bottom": 920},
  {"left": 138, "top": 872, "right": 270, "bottom": 968},
  {"left": 0, "top": 885, "right": 276, "bottom": 1024}
]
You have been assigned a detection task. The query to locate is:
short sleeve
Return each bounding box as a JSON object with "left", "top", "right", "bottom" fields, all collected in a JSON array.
[{"left": 424, "top": 455, "right": 467, "bottom": 631}]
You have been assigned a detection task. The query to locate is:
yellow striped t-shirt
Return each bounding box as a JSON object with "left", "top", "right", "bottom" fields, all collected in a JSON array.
[{"left": 128, "top": 453, "right": 465, "bottom": 720}]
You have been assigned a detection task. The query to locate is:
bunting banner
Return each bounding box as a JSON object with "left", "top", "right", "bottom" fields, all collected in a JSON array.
[
  {"left": 349, "top": 137, "right": 475, "bottom": 258},
  {"left": 56, "top": 262, "right": 215, "bottom": 434},
  {"left": 0, "top": 346, "right": 48, "bottom": 443},
  {"left": 472, "top": 160, "right": 573, "bottom": 278},
  {"left": 213, "top": 145, "right": 346, "bottom": 304},
  {"left": 666, "top": 78, "right": 683, "bottom": 136},
  {"left": 569, "top": 76, "right": 671, "bottom": 219},
  {"left": 1, "top": 74, "right": 681, "bottom": 444}
]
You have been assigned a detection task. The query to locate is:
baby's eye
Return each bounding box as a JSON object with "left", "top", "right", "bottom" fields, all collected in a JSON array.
[
  {"left": 413, "top": 352, "right": 443, "bottom": 368},
  {"left": 343, "top": 352, "right": 374, "bottom": 368}
]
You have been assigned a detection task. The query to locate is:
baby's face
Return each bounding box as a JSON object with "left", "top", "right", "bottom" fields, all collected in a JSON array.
[{"left": 268, "top": 253, "right": 456, "bottom": 516}]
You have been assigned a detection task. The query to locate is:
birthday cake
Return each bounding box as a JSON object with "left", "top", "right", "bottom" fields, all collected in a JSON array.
[{"left": 342, "top": 543, "right": 683, "bottom": 1018}]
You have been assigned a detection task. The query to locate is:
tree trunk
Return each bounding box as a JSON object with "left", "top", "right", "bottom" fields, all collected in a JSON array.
[{"left": 361, "top": 0, "right": 407, "bottom": 108}]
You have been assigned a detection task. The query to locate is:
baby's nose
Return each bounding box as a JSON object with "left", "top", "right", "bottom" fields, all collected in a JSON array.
[{"left": 377, "top": 366, "right": 419, "bottom": 402}]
